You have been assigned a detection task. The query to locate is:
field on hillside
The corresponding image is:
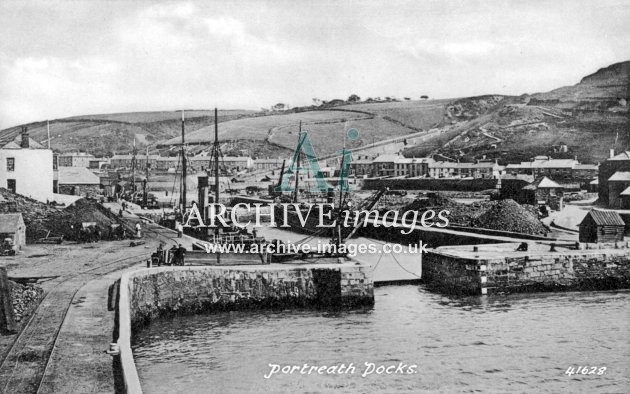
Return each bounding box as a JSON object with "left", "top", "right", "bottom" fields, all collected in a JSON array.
[
  {"left": 338, "top": 99, "right": 449, "bottom": 131},
  {"left": 270, "top": 116, "right": 419, "bottom": 155},
  {"left": 162, "top": 110, "right": 373, "bottom": 145},
  {"left": 161, "top": 101, "right": 451, "bottom": 157}
]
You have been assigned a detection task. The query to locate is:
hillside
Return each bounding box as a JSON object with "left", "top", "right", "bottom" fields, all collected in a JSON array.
[
  {"left": 531, "top": 61, "right": 630, "bottom": 108},
  {"left": 159, "top": 106, "right": 445, "bottom": 158},
  {"left": 1, "top": 61, "right": 627, "bottom": 164},
  {"left": 0, "top": 110, "right": 257, "bottom": 156},
  {"left": 404, "top": 61, "right": 630, "bottom": 164}
]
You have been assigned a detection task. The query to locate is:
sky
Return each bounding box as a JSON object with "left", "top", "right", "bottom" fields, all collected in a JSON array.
[{"left": 0, "top": 0, "right": 628, "bottom": 129}]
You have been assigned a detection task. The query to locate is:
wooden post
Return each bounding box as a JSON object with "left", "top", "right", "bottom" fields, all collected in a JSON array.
[{"left": 0, "top": 267, "right": 18, "bottom": 333}]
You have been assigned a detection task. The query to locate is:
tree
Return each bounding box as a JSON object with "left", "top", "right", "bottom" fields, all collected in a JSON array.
[
  {"left": 420, "top": 95, "right": 429, "bottom": 100},
  {"left": 347, "top": 94, "right": 361, "bottom": 103},
  {"left": 404, "top": 97, "right": 411, "bottom": 101},
  {"left": 272, "top": 103, "right": 286, "bottom": 111}
]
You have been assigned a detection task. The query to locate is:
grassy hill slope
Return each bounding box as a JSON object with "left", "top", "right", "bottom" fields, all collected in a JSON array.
[
  {"left": 0, "top": 110, "right": 256, "bottom": 156},
  {"left": 2, "top": 61, "right": 626, "bottom": 164}
]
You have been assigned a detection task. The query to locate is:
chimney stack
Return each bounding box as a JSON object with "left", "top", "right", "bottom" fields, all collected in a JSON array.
[
  {"left": 610, "top": 148, "right": 615, "bottom": 159},
  {"left": 20, "top": 126, "right": 29, "bottom": 148}
]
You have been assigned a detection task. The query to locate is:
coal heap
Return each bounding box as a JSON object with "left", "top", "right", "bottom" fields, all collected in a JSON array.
[
  {"left": 0, "top": 188, "right": 132, "bottom": 242},
  {"left": 473, "top": 199, "right": 547, "bottom": 235}
]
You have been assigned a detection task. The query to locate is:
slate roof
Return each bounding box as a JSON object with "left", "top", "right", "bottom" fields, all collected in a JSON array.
[
  {"left": 57, "top": 167, "right": 101, "bottom": 185},
  {"left": 608, "top": 171, "right": 630, "bottom": 182},
  {"left": 534, "top": 176, "right": 562, "bottom": 188},
  {"left": 579, "top": 210, "right": 625, "bottom": 227},
  {"left": 1, "top": 138, "right": 46, "bottom": 149},
  {"left": 609, "top": 151, "right": 630, "bottom": 161},
  {"left": 0, "top": 213, "right": 24, "bottom": 233}
]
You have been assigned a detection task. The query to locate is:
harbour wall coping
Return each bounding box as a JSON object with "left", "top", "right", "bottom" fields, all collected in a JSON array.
[{"left": 115, "top": 263, "right": 374, "bottom": 393}]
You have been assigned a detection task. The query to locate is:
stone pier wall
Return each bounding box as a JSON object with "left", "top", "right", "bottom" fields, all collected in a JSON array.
[
  {"left": 424, "top": 247, "right": 630, "bottom": 295},
  {"left": 116, "top": 264, "right": 373, "bottom": 393},
  {"left": 129, "top": 265, "right": 373, "bottom": 328}
]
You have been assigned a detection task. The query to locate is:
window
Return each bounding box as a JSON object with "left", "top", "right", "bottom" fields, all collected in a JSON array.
[{"left": 6, "top": 157, "right": 15, "bottom": 172}]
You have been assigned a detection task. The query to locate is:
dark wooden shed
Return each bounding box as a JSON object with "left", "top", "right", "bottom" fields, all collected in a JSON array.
[{"left": 578, "top": 210, "right": 625, "bottom": 243}]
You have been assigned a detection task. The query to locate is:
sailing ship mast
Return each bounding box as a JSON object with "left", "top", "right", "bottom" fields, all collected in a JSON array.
[
  {"left": 131, "top": 137, "right": 137, "bottom": 194},
  {"left": 180, "top": 110, "right": 187, "bottom": 212},
  {"left": 213, "top": 107, "right": 220, "bottom": 206},
  {"left": 293, "top": 121, "right": 302, "bottom": 203}
]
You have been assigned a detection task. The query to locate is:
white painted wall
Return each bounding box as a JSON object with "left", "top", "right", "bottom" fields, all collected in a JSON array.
[{"left": 0, "top": 148, "right": 54, "bottom": 202}]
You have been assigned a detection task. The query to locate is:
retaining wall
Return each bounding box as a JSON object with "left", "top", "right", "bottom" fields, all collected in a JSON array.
[
  {"left": 363, "top": 178, "right": 497, "bottom": 191},
  {"left": 116, "top": 264, "right": 373, "bottom": 393}
]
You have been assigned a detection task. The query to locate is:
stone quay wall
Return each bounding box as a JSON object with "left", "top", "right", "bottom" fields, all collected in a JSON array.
[
  {"left": 424, "top": 247, "right": 630, "bottom": 295},
  {"left": 115, "top": 264, "right": 373, "bottom": 393}
]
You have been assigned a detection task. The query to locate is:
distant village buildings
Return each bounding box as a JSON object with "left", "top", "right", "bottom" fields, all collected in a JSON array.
[
  {"left": 505, "top": 156, "right": 598, "bottom": 182},
  {"left": 110, "top": 154, "right": 160, "bottom": 170},
  {"left": 351, "top": 153, "right": 502, "bottom": 179},
  {"left": 57, "top": 152, "right": 95, "bottom": 167},
  {"left": 0, "top": 128, "right": 54, "bottom": 202},
  {"left": 254, "top": 158, "right": 284, "bottom": 171}
]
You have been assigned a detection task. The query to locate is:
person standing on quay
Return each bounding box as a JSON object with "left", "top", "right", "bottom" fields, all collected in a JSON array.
[
  {"left": 135, "top": 222, "right": 142, "bottom": 238},
  {"left": 176, "top": 221, "right": 183, "bottom": 238}
]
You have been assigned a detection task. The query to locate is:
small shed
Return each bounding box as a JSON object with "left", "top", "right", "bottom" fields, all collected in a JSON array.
[
  {"left": 0, "top": 213, "right": 26, "bottom": 249},
  {"left": 578, "top": 210, "right": 625, "bottom": 243}
]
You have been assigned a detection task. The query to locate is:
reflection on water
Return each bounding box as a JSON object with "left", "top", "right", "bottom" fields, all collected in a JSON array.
[{"left": 132, "top": 287, "right": 630, "bottom": 393}]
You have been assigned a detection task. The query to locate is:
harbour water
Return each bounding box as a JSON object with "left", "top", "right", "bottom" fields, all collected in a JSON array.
[{"left": 132, "top": 287, "right": 630, "bottom": 393}]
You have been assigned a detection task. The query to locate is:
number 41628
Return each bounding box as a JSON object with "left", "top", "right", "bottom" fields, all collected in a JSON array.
[{"left": 565, "top": 366, "right": 607, "bottom": 376}]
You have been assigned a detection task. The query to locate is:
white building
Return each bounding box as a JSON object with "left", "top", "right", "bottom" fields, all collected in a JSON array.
[{"left": 0, "top": 129, "right": 54, "bottom": 202}]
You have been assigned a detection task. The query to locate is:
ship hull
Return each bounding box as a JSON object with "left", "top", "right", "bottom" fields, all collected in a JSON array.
[{"left": 273, "top": 205, "right": 353, "bottom": 238}]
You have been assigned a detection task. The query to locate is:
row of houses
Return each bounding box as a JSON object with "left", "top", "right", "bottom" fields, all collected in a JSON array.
[
  {"left": 352, "top": 154, "right": 504, "bottom": 179},
  {"left": 505, "top": 156, "right": 598, "bottom": 182},
  {"left": 349, "top": 153, "right": 599, "bottom": 182},
  {"left": 109, "top": 154, "right": 285, "bottom": 173}
]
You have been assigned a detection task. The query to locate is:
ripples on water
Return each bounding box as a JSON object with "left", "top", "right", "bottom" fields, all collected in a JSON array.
[{"left": 132, "top": 287, "right": 630, "bottom": 393}]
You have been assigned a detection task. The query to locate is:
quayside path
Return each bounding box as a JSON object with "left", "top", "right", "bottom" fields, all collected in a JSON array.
[{"left": 0, "top": 212, "right": 180, "bottom": 394}]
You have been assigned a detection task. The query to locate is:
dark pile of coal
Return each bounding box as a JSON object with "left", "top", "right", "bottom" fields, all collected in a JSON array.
[
  {"left": 48, "top": 199, "right": 135, "bottom": 240},
  {"left": 0, "top": 188, "right": 133, "bottom": 242},
  {"left": 402, "top": 193, "right": 493, "bottom": 226},
  {"left": 402, "top": 193, "right": 547, "bottom": 234},
  {"left": 10, "top": 281, "right": 44, "bottom": 322},
  {"left": 473, "top": 199, "right": 547, "bottom": 235},
  {"left": 0, "top": 188, "right": 62, "bottom": 242}
]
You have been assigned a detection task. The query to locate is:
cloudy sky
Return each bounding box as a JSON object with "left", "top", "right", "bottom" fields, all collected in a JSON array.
[{"left": 0, "top": 0, "right": 628, "bottom": 129}]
